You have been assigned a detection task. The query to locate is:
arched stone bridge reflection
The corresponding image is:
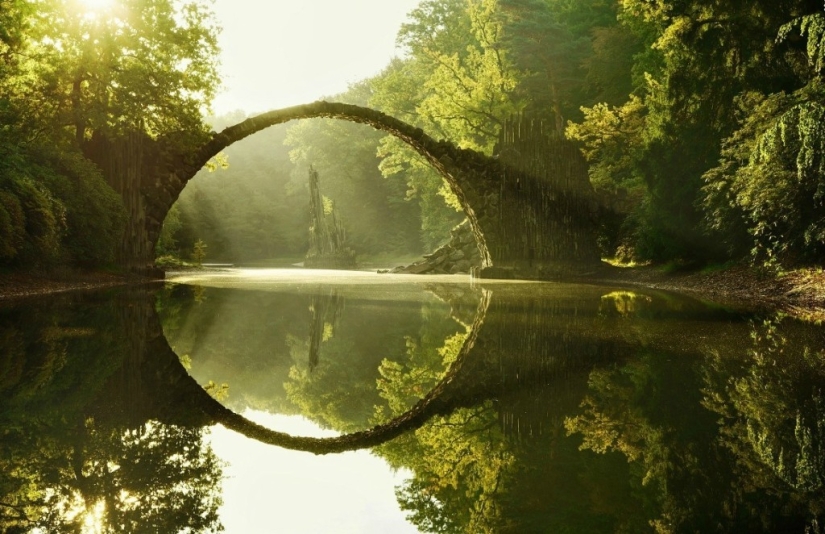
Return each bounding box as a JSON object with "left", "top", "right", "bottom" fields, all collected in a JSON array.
[
  {"left": 92, "top": 102, "right": 601, "bottom": 279},
  {"left": 104, "top": 283, "right": 751, "bottom": 455}
]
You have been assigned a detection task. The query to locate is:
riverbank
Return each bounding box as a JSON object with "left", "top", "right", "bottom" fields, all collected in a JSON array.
[
  {"left": 0, "top": 269, "right": 148, "bottom": 300},
  {"left": 2, "top": 264, "right": 824, "bottom": 321},
  {"left": 586, "top": 263, "right": 825, "bottom": 321}
]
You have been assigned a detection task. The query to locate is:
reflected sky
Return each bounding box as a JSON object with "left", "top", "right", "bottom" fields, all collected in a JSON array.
[{"left": 209, "top": 411, "right": 416, "bottom": 534}]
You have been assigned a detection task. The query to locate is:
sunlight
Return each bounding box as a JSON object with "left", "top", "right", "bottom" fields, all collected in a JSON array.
[
  {"left": 77, "top": 0, "right": 113, "bottom": 20},
  {"left": 81, "top": 501, "right": 106, "bottom": 534},
  {"left": 79, "top": 0, "right": 112, "bottom": 9}
]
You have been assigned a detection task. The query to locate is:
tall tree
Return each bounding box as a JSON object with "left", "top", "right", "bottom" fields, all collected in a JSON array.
[
  {"left": 19, "top": 0, "right": 221, "bottom": 144},
  {"left": 498, "top": 0, "right": 589, "bottom": 132}
]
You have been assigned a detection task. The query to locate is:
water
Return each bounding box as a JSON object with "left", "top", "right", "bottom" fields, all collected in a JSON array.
[{"left": 1, "top": 269, "right": 824, "bottom": 533}]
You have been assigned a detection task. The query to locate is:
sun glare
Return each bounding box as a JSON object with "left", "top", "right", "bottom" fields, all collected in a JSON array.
[
  {"left": 77, "top": 0, "right": 114, "bottom": 22},
  {"left": 80, "top": 0, "right": 112, "bottom": 9}
]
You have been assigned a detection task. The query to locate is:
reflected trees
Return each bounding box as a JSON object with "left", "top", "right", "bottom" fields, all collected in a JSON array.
[
  {"left": 156, "top": 279, "right": 825, "bottom": 532},
  {"left": 565, "top": 315, "right": 825, "bottom": 533},
  {"left": 373, "top": 325, "right": 515, "bottom": 534},
  {"left": 702, "top": 317, "right": 825, "bottom": 524},
  {"left": 282, "top": 288, "right": 467, "bottom": 433},
  {"left": 0, "top": 295, "right": 225, "bottom": 533},
  {"left": 1, "top": 419, "right": 224, "bottom": 533}
]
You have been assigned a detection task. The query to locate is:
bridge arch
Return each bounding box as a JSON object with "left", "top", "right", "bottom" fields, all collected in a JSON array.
[
  {"left": 128, "top": 100, "right": 601, "bottom": 279},
  {"left": 150, "top": 101, "right": 495, "bottom": 268}
]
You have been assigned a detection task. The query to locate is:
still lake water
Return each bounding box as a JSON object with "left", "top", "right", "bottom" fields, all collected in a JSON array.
[{"left": 2, "top": 268, "right": 824, "bottom": 533}]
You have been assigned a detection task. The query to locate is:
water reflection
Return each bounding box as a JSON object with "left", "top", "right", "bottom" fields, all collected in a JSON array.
[
  {"left": 0, "top": 290, "right": 223, "bottom": 533},
  {"left": 1, "top": 272, "right": 824, "bottom": 532}
]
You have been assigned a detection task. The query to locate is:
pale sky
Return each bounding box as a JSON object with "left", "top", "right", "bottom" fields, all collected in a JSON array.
[
  {"left": 211, "top": 0, "right": 422, "bottom": 115},
  {"left": 209, "top": 411, "right": 418, "bottom": 533}
]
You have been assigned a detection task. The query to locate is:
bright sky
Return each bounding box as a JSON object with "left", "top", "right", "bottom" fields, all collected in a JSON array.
[
  {"left": 209, "top": 411, "right": 418, "bottom": 533},
  {"left": 211, "top": 0, "right": 422, "bottom": 115}
]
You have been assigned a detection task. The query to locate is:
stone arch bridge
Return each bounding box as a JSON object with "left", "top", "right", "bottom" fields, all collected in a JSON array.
[{"left": 88, "top": 101, "right": 600, "bottom": 279}]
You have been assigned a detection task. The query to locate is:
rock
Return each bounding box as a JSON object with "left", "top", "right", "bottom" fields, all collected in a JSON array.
[
  {"left": 388, "top": 218, "right": 483, "bottom": 276},
  {"left": 454, "top": 260, "right": 472, "bottom": 273},
  {"left": 400, "top": 261, "right": 432, "bottom": 274}
]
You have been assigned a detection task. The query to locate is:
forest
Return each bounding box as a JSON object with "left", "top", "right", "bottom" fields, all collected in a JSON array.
[{"left": 2, "top": 0, "right": 825, "bottom": 271}]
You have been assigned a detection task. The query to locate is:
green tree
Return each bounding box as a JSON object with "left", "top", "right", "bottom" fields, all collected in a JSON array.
[
  {"left": 156, "top": 203, "right": 183, "bottom": 257},
  {"left": 17, "top": 0, "right": 220, "bottom": 144},
  {"left": 192, "top": 238, "right": 207, "bottom": 265},
  {"left": 171, "top": 118, "right": 304, "bottom": 262},
  {"left": 369, "top": 0, "right": 522, "bottom": 249},
  {"left": 0, "top": 0, "right": 219, "bottom": 269},
  {"left": 285, "top": 81, "right": 423, "bottom": 257},
  {"left": 563, "top": 0, "right": 825, "bottom": 263},
  {"left": 389, "top": 0, "right": 521, "bottom": 153},
  {"left": 498, "top": 0, "right": 588, "bottom": 132},
  {"left": 702, "top": 10, "right": 825, "bottom": 266}
]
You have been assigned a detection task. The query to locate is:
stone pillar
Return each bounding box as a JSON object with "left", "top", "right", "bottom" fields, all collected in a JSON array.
[
  {"left": 84, "top": 132, "right": 157, "bottom": 273},
  {"left": 475, "top": 117, "right": 601, "bottom": 279}
]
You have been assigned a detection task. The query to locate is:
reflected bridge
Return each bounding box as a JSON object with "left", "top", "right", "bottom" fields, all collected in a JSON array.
[{"left": 98, "top": 281, "right": 749, "bottom": 454}]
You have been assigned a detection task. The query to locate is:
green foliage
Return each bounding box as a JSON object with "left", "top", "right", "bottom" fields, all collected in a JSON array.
[
  {"left": 703, "top": 83, "right": 825, "bottom": 266},
  {"left": 32, "top": 144, "right": 127, "bottom": 265},
  {"left": 375, "top": 135, "right": 462, "bottom": 250},
  {"left": 0, "top": 189, "right": 25, "bottom": 260},
  {"left": 366, "top": 0, "right": 524, "bottom": 250},
  {"left": 780, "top": 11, "right": 825, "bottom": 75},
  {"left": 498, "top": 0, "right": 586, "bottom": 130},
  {"left": 567, "top": 96, "right": 646, "bottom": 197},
  {"left": 171, "top": 120, "right": 305, "bottom": 262},
  {"left": 700, "top": 10, "right": 825, "bottom": 267},
  {"left": 154, "top": 254, "right": 194, "bottom": 270},
  {"left": 560, "top": 0, "right": 825, "bottom": 263},
  {"left": 156, "top": 203, "right": 183, "bottom": 257},
  {"left": 192, "top": 238, "right": 207, "bottom": 265},
  {"left": 385, "top": 0, "right": 520, "bottom": 152},
  {"left": 285, "top": 82, "right": 424, "bottom": 257},
  {"left": 16, "top": 0, "right": 220, "bottom": 141},
  {"left": 0, "top": 170, "right": 64, "bottom": 265},
  {"left": 0, "top": 0, "right": 217, "bottom": 270}
]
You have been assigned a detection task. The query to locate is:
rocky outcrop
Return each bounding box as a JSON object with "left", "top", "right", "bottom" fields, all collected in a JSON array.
[{"left": 390, "top": 219, "right": 482, "bottom": 275}]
